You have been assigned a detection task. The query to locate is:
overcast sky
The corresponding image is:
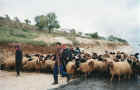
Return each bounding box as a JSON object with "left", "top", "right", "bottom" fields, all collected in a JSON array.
[{"left": 0, "top": 0, "right": 140, "bottom": 42}]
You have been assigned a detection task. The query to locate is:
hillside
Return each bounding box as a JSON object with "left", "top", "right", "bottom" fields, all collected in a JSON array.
[
  {"left": 0, "top": 17, "right": 128, "bottom": 44},
  {"left": 0, "top": 17, "right": 134, "bottom": 67},
  {"left": 0, "top": 16, "right": 132, "bottom": 55}
]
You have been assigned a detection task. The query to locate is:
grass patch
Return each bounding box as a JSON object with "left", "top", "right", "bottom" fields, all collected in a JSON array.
[
  {"left": 66, "top": 36, "right": 80, "bottom": 46},
  {"left": 0, "top": 26, "right": 47, "bottom": 46},
  {"left": 0, "top": 26, "right": 37, "bottom": 39}
]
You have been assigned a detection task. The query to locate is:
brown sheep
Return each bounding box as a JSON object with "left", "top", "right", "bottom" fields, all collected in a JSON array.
[
  {"left": 23, "top": 60, "right": 36, "bottom": 71},
  {"left": 66, "top": 61, "right": 76, "bottom": 76},
  {"left": 78, "top": 59, "right": 94, "bottom": 77},
  {"left": 4, "top": 58, "right": 15, "bottom": 70},
  {"left": 22, "top": 57, "right": 28, "bottom": 65},
  {"left": 103, "top": 53, "right": 110, "bottom": 58},
  {"left": 92, "top": 59, "right": 108, "bottom": 73},
  {"left": 108, "top": 61, "right": 133, "bottom": 81},
  {"left": 40, "top": 60, "right": 55, "bottom": 72},
  {"left": 23, "top": 56, "right": 40, "bottom": 71},
  {"left": 46, "top": 60, "right": 55, "bottom": 71}
]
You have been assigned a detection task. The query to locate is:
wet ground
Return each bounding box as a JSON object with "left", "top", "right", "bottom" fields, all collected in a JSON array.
[
  {"left": 53, "top": 74, "right": 140, "bottom": 90},
  {"left": 1, "top": 70, "right": 140, "bottom": 90}
]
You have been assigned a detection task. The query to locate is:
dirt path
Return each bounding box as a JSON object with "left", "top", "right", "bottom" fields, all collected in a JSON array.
[
  {"left": 34, "top": 35, "right": 72, "bottom": 44},
  {"left": 0, "top": 71, "right": 68, "bottom": 90},
  {"left": 1, "top": 71, "right": 140, "bottom": 90}
]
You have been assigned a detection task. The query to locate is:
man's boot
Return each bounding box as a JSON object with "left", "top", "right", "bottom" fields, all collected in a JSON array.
[
  {"left": 67, "top": 75, "right": 71, "bottom": 83},
  {"left": 52, "top": 76, "right": 58, "bottom": 85},
  {"left": 52, "top": 81, "right": 58, "bottom": 85}
]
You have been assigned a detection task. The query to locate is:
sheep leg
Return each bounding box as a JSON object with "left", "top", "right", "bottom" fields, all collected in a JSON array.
[
  {"left": 118, "top": 75, "right": 121, "bottom": 81},
  {"left": 124, "top": 75, "right": 127, "bottom": 79},
  {"left": 110, "top": 74, "right": 114, "bottom": 81},
  {"left": 72, "top": 74, "right": 76, "bottom": 79},
  {"left": 128, "top": 74, "right": 131, "bottom": 79},
  {"left": 85, "top": 72, "right": 88, "bottom": 79}
]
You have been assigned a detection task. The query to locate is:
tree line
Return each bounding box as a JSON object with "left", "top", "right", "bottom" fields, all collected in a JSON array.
[
  {"left": 1, "top": 12, "right": 60, "bottom": 33},
  {"left": 0, "top": 13, "right": 128, "bottom": 43},
  {"left": 35, "top": 12, "right": 60, "bottom": 33}
]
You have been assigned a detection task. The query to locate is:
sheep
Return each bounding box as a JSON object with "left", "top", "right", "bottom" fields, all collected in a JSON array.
[
  {"left": 23, "top": 60, "right": 36, "bottom": 71},
  {"left": 35, "top": 62, "right": 41, "bottom": 72},
  {"left": 78, "top": 59, "right": 94, "bottom": 77},
  {"left": 22, "top": 57, "right": 28, "bottom": 65},
  {"left": 92, "top": 52, "right": 98, "bottom": 59},
  {"left": 127, "top": 56, "right": 140, "bottom": 78},
  {"left": 46, "top": 60, "right": 55, "bottom": 71},
  {"left": 23, "top": 55, "right": 49, "bottom": 72},
  {"left": 4, "top": 58, "right": 15, "bottom": 70},
  {"left": 109, "top": 54, "right": 116, "bottom": 60},
  {"left": 134, "top": 53, "right": 139, "bottom": 59},
  {"left": 40, "top": 61, "right": 48, "bottom": 71},
  {"left": 97, "top": 55, "right": 104, "bottom": 61},
  {"left": 92, "top": 59, "right": 108, "bottom": 73},
  {"left": 103, "top": 53, "right": 110, "bottom": 58},
  {"left": 130, "top": 56, "right": 138, "bottom": 62},
  {"left": 132, "top": 61, "right": 140, "bottom": 76},
  {"left": 108, "top": 61, "right": 133, "bottom": 81},
  {"left": 66, "top": 60, "right": 76, "bottom": 77},
  {"left": 40, "top": 60, "right": 55, "bottom": 72}
]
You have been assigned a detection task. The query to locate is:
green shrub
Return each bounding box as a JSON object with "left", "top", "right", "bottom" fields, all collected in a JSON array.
[
  {"left": 108, "top": 35, "right": 128, "bottom": 43},
  {"left": 87, "top": 32, "right": 99, "bottom": 39},
  {"left": 85, "top": 32, "right": 105, "bottom": 40}
]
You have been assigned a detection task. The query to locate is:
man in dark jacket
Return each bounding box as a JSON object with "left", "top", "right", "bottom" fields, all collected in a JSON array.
[
  {"left": 15, "top": 45, "right": 23, "bottom": 76},
  {"left": 61, "top": 45, "right": 72, "bottom": 66}
]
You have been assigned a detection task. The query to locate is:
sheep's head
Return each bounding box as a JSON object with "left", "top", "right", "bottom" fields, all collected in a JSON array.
[
  {"left": 71, "top": 64, "right": 76, "bottom": 72},
  {"left": 103, "top": 59, "right": 107, "bottom": 64},
  {"left": 88, "top": 61, "right": 94, "bottom": 68},
  {"left": 108, "top": 61, "right": 113, "bottom": 69}
]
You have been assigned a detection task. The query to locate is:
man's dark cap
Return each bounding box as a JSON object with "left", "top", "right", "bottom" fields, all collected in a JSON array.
[{"left": 56, "top": 42, "right": 61, "bottom": 45}]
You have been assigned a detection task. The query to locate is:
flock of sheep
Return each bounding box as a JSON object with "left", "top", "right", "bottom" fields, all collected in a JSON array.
[
  {"left": 2, "top": 50, "right": 140, "bottom": 81},
  {"left": 3, "top": 54, "right": 55, "bottom": 72}
]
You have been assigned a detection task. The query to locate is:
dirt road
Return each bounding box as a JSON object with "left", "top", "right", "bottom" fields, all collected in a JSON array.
[
  {"left": 0, "top": 71, "right": 67, "bottom": 90},
  {"left": 1, "top": 70, "right": 140, "bottom": 90}
]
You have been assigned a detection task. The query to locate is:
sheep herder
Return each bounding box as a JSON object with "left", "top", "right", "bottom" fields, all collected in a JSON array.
[
  {"left": 52, "top": 42, "right": 70, "bottom": 85},
  {"left": 15, "top": 45, "right": 23, "bottom": 76}
]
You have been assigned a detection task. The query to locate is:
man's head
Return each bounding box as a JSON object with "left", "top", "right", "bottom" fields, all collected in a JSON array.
[
  {"left": 56, "top": 42, "right": 62, "bottom": 48},
  {"left": 76, "top": 47, "right": 79, "bottom": 49},
  {"left": 62, "top": 44, "right": 67, "bottom": 49},
  {"left": 15, "top": 45, "right": 20, "bottom": 50}
]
